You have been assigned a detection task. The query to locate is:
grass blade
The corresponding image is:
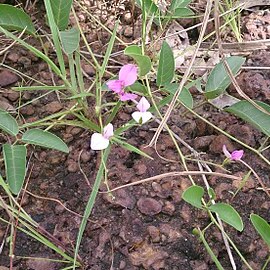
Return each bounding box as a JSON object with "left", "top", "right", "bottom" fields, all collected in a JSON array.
[{"left": 73, "top": 146, "right": 111, "bottom": 269}]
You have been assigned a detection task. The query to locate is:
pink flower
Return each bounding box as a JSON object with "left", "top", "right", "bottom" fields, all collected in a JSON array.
[
  {"left": 90, "top": 123, "right": 114, "bottom": 150},
  {"left": 132, "top": 97, "right": 153, "bottom": 124},
  {"left": 106, "top": 64, "right": 138, "bottom": 101},
  {"left": 222, "top": 145, "right": 244, "bottom": 161}
]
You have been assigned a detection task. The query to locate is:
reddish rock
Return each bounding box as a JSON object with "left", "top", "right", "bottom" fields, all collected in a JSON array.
[
  {"left": 147, "top": 225, "right": 161, "bottom": 242},
  {"left": 7, "top": 52, "right": 19, "bottom": 63},
  {"left": 209, "top": 134, "right": 234, "bottom": 154},
  {"left": 129, "top": 242, "right": 168, "bottom": 269},
  {"left": 45, "top": 101, "right": 63, "bottom": 114},
  {"left": 134, "top": 163, "right": 147, "bottom": 176},
  {"left": 162, "top": 201, "right": 175, "bottom": 215},
  {"left": 0, "top": 70, "right": 19, "bottom": 87},
  {"left": 137, "top": 197, "right": 162, "bottom": 216},
  {"left": 20, "top": 105, "right": 35, "bottom": 116},
  {"left": 103, "top": 189, "right": 136, "bottom": 209}
]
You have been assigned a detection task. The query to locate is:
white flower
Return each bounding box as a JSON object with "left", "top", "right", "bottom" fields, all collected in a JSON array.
[
  {"left": 132, "top": 97, "right": 152, "bottom": 124},
  {"left": 90, "top": 123, "right": 114, "bottom": 150}
]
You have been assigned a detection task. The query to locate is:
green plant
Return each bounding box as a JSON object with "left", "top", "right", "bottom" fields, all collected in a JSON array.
[{"left": 1, "top": 0, "right": 270, "bottom": 269}]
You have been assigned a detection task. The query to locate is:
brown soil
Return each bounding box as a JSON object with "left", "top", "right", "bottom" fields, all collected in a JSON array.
[{"left": 0, "top": 1, "right": 270, "bottom": 270}]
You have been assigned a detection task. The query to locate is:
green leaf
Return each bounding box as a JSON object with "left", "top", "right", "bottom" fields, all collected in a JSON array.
[
  {"left": 65, "top": 92, "right": 94, "bottom": 99},
  {"left": 166, "top": 8, "right": 194, "bottom": 18},
  {"left": 21, "top": 129, "right": 69, "bottom": 153},
  {"left": 3, "top": 144, "right": 27, "bottom": 195},
  {"left": 136, "top": 0, "right": 159, "bottom": 15},
  {"left": 250, "top": 214, "right": 270, "bottom": 247},
  {"left": 162, "top": 83, "right": 193, "bottom": 109},
  {"left": 125, "top": 44, "right": 142, "bottom": 55},
  {"left": 100, "top": 21, "right": 118, "bottom": 78},
  {"left": 225, "top": 100, "right": 270, "bottom": 137},
  {"left": 170, "top": 0, "right": 192, "bottom": 10},
  {"left": 0, "top": 4, "right": 35, "bottom": 35},
  {"left": 124, "top": 45, "right": 152, "bottom": 76},
  {"left": 0, "top": 110, "right": 19, "bottom": 136},
  {"left": 113, "top": 137, "right": 153, "bottom": 160},
  {"left": 44, "top": 0, "right": 66, "bottom": 76},
  {"left": 49, "top": 0, "right": 72, "bottom": 30},
  {"left": 128, "top": 82, "right": 148, "bottom": 96},
  {"left": 59, "top": 27, "right": 80, "bottom": 54},
  {"left": 182, "top": 185, "right": 204, "bottom": 209},
  {"left": 209, "top": 203, "right": 243, "bottom": 231},
  {"left": 157, "top": 41, "right": 175, "bottom": 86},
  {"left": 205, "top": 56, "right": 245, "bottom": 99}
]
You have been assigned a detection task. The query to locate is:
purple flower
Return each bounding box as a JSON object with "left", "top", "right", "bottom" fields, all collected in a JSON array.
[
  {"left": 106, "top": 64, "right": 138, "bottom": 101},
  {"left": 222, "top": 145, "right": 244, "bottom": 161},
  {"left": 132, "top": 97, "right": 153, "bottom": 124},
  {"left": 90, "top": 123, "right": 114, "bottom": 150}
]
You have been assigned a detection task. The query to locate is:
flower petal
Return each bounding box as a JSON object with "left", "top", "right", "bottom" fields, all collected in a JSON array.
[
  {"left": 132, "top": 111, "right": 152, "bottom": 124},
  {"left": 132, "top": 111, "right": 143, "bottom": 123},
  {"left": 137, "top": 96, "right": 150, "bottom": 112},
  {"left": 106, "top": 80, "right": 124, "bottom": 93},
  {"left": 119, "top": 64, "right": 138, "bottom": 87},
  {"left": 222, "top": 145, "right": 232, "bottom": 159},
  {"left": 140, "top": 111, "right": 153, "bottom": 124},
  {"left": 103, "top": 123, "right": 114, "bottom": 139},
  {"left": 231, "top": 150, "right": 244, "bottom": 160},
  {"left": 90, "top": 133, "right": 109, "bottom": 150},
  {"left": 119, "top": 93, "right": 138, "bottom": 101}
]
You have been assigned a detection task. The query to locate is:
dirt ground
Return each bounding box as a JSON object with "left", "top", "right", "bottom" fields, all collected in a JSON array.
[{"left": 0, "top": 1, "right": 270, "bottom": 269}]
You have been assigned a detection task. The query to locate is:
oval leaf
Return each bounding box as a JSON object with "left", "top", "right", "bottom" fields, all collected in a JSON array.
[
  {"left": 225, "top": 100, "right": 270, "bottom": 137},
  {"left": 3, "top": 144, "right": 27, "bottom": 195},
  {"left": 0, "top": 4, "right": 35, "bottom": 35},
  {"left": 128, "top": 81, "right": 148, "bottom": 95},
  {"left": 157, "top": 41, "right": 175, "bottom": 86},
  {"left": 162, "top": 83, "right": 193, "bottom": 109},
  {"left": 170, "top": 0, "right": 192, "bottom": 10},
  {"left": 22, "top": 129, "right": 69, "bottom": 153},
  {"left": 250, "top": 214, "right": 270, "bottom": 247},
  {"left": 125, "top": 45, "right": 152, "bottom": 76},
  {"left": 182, "top": 185, "right": 204, "bottom": 209},
  {"left": 60, "top": 27, "right": 80, "bottom": 55},
  {"left": 209, "top": 203, "right": 243, "bottom": 231},
  {"left": 205, "top": 56, "right": 245, "bottom": 99},
  {"left": 166, "top": 8, "right": 194, "bottom": 18},
  {"left": 49, "top": 0, "right": 72, "bottom": 30},
  {"left": 0, "top": 110, "right": 19, "bottom": 136}
]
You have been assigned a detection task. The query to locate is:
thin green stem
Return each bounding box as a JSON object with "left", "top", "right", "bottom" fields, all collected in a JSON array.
[
  {"left": 208, "top": 210, "right": 253, "bottom": 270},
  {"left": 262, "top": 255, "right": 270, "bottom": 270}
]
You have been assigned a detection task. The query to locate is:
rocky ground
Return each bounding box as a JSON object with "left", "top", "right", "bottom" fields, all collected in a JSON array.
[{"left": 0, "top": 1, "right": 270, "bottom": 269}]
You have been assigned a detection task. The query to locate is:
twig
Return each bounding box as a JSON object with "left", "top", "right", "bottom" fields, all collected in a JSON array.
[
  {"left": 78, "top": 150, "right": 91, "bottom": 186},
  {"left": 100, "top": 171, "right": 241, "bottom": 193},
  {"left": 197, "top": 157, "right": 237, "bottom": 270},
  {"left": 148, "top": 0, "right": 214, "bottom": 147}
]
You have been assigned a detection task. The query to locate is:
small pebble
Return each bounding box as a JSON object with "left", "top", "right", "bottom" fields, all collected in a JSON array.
[
  {"left": 147, "top": 225, "right": 161, "bottom": 242},
  {"left": 67, "top": 161, "right": 78, "bottom": 173},
  {"left": 0, "top": 70, "right": 19, "bottom": 87},
  {"left": 123, "top": 26, "right": 133, "bottom": 38},
  {"left": 137, "top": 197, "right": 162, "bottom": 216},
  {"left": 45, "top": 101, "right": 63, "bottom": 114}
]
